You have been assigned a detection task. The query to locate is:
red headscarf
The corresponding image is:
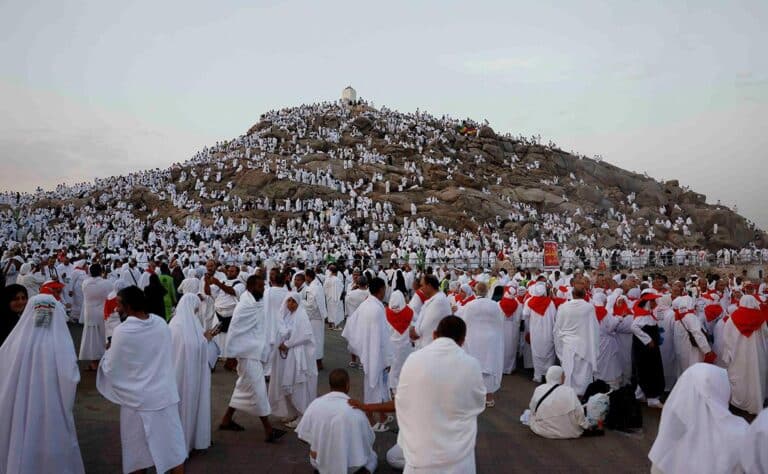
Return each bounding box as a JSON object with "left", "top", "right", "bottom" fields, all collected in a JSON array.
[
  {"left": 386, "top": 305, "right": 414, "bottom": 335},
  {"left": 499, "top": 298, "right": 519, "bottom": 318},
  {"left": 730, "top": 307, "right": 766, "bottom": 337},
  {"left": 594, "top": 306, "right": 608, "bottom": 322}
]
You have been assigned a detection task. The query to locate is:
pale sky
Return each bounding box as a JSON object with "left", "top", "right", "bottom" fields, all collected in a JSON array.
[{"left": 1, "top": 1, "right": 766, "bottom": 227}]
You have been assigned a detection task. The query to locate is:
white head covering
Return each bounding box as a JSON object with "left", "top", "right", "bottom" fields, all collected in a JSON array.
[
  {"left": 460, "top": 284, "right": 473, "bottom": 297},
  {"left": 739, "top": 294, "right": 761, "bottom": 310},
  {"left": 389, "top": 290, "right": 407, "bottom": 312},
  {"left": 0, "top": 294, "right": 84, "bottom": 473},
  {"left": 178, "top": 277, "right": 201, "bottom": 295},
  {"left": 592, "top": 292, "right": 607, "bottom": 307},
  {"left": 648, "top": 363, "right": 748, "bottom": 474},
  {"left": 545, "top": 365, "right": 564, "bottom": 384},
  {"left": 169, "top": 294, "right": 205, "bottom": 352},
  {"left": 529, "top": 282, "right": 547, "bottom": 297},
  {"left": 672, "top": 295, "right": 694, "bottom": 312},
  {"left": 530, "top": 365, "right": 582, "bottom": 420}
]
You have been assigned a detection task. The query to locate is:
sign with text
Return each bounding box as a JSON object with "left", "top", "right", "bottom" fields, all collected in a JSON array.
[{"left": 543, "top": 241, "right": 559, "bottom": 269}]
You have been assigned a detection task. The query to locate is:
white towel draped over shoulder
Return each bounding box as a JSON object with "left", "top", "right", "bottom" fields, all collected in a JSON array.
[{"left": 97, "top": 315, "right": 180, "bottom": 410}]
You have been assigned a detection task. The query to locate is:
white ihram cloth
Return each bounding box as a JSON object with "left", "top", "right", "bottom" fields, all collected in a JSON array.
[
  {"left": 79, "top": 276, "right": 112, "bottom": 360},
  {"left": 648, "top": 364, "right": 748, "bottom": 474},
  {"left": 396, "top": 337, "right": 486, "bottom": 473},
  {"left": 554, "top": 299, "right": 599, "bottom": 396},
  {"left": 720, "top": 296, "right": 768, "bottom": 415},
  {"left": 673, "top": 296, "right": 712, "bottom": 376},
  {"left": 97, "top": 315, "right": 187, "bottom": 473},
  {"left": 70, "top": 267, "right": 87, "bottom": 322},
  {"left": 226, "top": 291, "right": 270, "bottom": 416},
  {"left": 296, "top": 391, "right": 377, "bottom": 474},
  {"left": 268, "top": 292, "right": 318, "bottom": 418},
  {"left": 169, "top": 294, "right": 212, "bottom": 452},
  {"left": 343, "top": 295, "right": 393, "bottom": 403},
  {"left": 593, "top": 308, "right": 623, "bottom": 388},
  {"left": 262, "top": 285, "right": 289, "bottom": 375},
  {"left": 345, "top": 288, "right": 369, "bottom": 318},
  {"left": 343, "top": 288, "right": 370, "bottom": 356},
  {"left": 305, "top": 279, "right": 327, "bottom": 360},
  {"left": 740, "top": 407, "right": 768, "bottom": 473},
  {"left": 412, "top": 292, "right": 452, "bottom": 350},
  {"left": 0, "top": 295, "right": 84, "bottom": 474},
  {"left": 501, "top": 296, "right": 523, "bottom": 374},
  {"left": 528, "top": 366, "right": 589, "bottom": 439},
  {"left": 324, "top": 274, "right": 344, "bottom": 326},
  {"left": 655, "top": 302, "right": 678, "bottom": 391},
  {"left": 524, "top": 284, "right": 557, "bottom": 381},
  {"left": 460, "top": 297, "right": 505, "bottom": 393}
]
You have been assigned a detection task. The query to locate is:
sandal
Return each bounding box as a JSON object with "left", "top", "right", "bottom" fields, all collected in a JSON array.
[{"left": 218, "top": 421, "right": 245, "bottom": 431}]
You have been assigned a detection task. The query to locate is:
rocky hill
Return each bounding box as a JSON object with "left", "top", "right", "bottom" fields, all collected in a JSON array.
[{"left": 15, "top": 99, "right": 767, "bottom": 251}]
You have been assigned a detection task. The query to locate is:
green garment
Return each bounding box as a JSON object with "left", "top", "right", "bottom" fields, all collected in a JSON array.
[{"left": 159, "top": 274, "right": 177, "bottom": 320}]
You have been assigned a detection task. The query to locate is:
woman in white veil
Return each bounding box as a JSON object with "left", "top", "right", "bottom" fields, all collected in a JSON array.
[
  {"left": 648, "top": 363, "right": 748, "bottom": 474},
  {"left": 169, "top": 293, "right": 216, "bottom": 453},
  {"left": 0, "top": 294, "right": 84, "bottom": 473},
  {"left": 267, "top": 291, "right": 317, "bottom": 429}
]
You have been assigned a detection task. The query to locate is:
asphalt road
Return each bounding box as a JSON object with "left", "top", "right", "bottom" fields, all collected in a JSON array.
[{"left": 71, "top": 325, "right": 659, "bottom": 473}]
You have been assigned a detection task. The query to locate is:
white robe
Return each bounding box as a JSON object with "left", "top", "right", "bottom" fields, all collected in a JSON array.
[
  {"left": 396, "top": 337, "right": 486, "bottom": 472},
  {"left": 304, "top": 280, "right": 327, "bottom": 360},
  {"left": 554, "top": 299, "right": 599, "bottom": 396},
  {"left": 721, "top": 319, "right": 768, "bottom": 414},
  {"left": 502, "top": 299, "right": 523, "bottom": 374},
  {"left": 323, "top": 274, "right": 344, "bottom": 326},
  {"left": 524, "top": 299, "right": 557, "bottom": 381},
  {"left": 79, "top": 276, "right": 112, "bottom": 360},
  {"left": 529, "top": 383, "right": 588, "bottom": 439},
  {"left": 97, "top": 315, "right": 187, "bottom": 473},
  {"left": 70, "top": 268, "right": 87, "bottom": 322},
  {"left": 0, "top": 295, "right": 85, "bottom": 474},
  {"left": 412, "top": 292, "right": 452, "bottom": 350},
  {"left": 169, "top": 295, "right": 212, "bottom": 452},
  {"left": 656, "top": 307, "right": 677, "bottom": 391},
  {"left": 649, "top": 364, "right": 748, "bottom": 474},
  {"left": 595, "top": 312, "right": 623, "bottom": 388},
  {"left": 740, "top": 407, "right": 768, "bottom": 473},
  {"left": 460, "top": 297, "right": 505, "bottom": 393},
  {"left": 674, "top": 313, "right": 711, "bottom": 376},
  {"left": 343, "top": 296, "right": 393, "bottom": 403},
  {"left": 262, "top": 285, "right": 288, "bottom": 375},
  {"left": 268, "top": 297, "right": 317, "bottom": 418},
  {"left": 226, "top": 291, "right": 271, "bottom": 417},
  {"left": 296, "top": 391, "right": 377, "bottom": 474}
]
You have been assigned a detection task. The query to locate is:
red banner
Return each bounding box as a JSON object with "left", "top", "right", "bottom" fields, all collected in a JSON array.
[{"left": 543, "top": 241, "right": 559, "bottom": 269}]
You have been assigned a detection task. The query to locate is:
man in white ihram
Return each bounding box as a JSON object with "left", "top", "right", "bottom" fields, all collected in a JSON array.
[
  {"left": 219, "top": 274, "right": 286, "bottom": 443},
  {"left": 296, "top": 369, "right": 377, "bottom": 473},
  {"left": 553, "top": 283, "right": 600, "bottom": 396},
  {"left": 458, "top": 281, "right": 505, "bottom": 408},
  {"left": 409, "top": 274, "right": 452, "bottom": 350},
  {"left": 398, "top": 315, "right": 486, "bottom": 472},
  {"left": 97, "top": 285, "right": 187, "bottom": 474}
]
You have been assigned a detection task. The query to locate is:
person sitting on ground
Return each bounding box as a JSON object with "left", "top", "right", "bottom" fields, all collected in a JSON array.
[
  {"left": 296, "top": 369, "right": 377, "bottom": 473},
  {"left": 527, "top": 365, "right": 590, "bottom": 439}
]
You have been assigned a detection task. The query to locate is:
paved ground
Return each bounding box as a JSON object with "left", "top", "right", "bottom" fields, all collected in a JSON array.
[{"left": 72, "top": 325, "right": 659, "bottom": 473}]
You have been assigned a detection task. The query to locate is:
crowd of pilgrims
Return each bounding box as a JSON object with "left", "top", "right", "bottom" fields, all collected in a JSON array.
[
  {"left": 1, "top": 248, "right": 768, "bottom": 473},
  {"left": 1, "top": 101, "right": 767, "bottom": 472},
  {"left": 1, "top": 100, "right": 765, "bottom": 278}
]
